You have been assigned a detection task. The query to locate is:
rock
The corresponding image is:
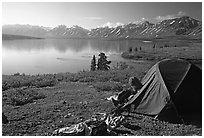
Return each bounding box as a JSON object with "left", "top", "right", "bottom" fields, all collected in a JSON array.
[
  {"left": 60, "top": 100, "right": 66, "bottom": 104},
  {"left": 47, "top": 120, "right": 52, "bottom": 123},
  {"left": 64, "top": 113, "right": 72, "bottom": 118}
]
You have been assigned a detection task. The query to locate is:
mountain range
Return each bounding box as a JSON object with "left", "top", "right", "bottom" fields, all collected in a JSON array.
[{"left": 2, "top": 16, "right": 202, "bottom": 40}]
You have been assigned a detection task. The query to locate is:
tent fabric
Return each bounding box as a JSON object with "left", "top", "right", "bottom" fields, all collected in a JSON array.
[
  {"left": 122, "top": 63, "right": 171, "bottom": 115},
  {"left": 120, "top": 59, "right": 202, "bottom": 122},
  {"left": 158, "top": 59, "right": 191, "bottom": 94}
]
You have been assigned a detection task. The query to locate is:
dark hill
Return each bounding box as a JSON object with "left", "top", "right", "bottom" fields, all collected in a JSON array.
[{"left": 2, "top": 34, "right": 43, "bottom": 40}]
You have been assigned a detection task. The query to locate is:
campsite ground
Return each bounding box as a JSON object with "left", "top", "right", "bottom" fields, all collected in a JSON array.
[
  {"left": 2, "top": 39, "right": 202, "bottom": 136},
  {"left": 2, "top": 81, "right": 202, "bottom": 136}
]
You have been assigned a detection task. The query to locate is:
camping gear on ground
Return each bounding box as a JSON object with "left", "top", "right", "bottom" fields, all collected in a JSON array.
[
  {"left": 107, "top": 77, "right": 143, "bottom": 107},
  {"left": 52, "top": 121, "right": 92, "bottom": 136},
  {"left": 114, "top": 59, "right": 202, "bottom": 123},
  {"left": 52, "top": 112, "right": 124, "bottom": 136},
  {"left": 107, "top": 89, "right": 134, "bottom": 107}
]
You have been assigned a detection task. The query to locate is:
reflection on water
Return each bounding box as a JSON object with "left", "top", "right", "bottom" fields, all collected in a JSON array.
[
  {"left": 2, "top": 38, "right": 189, "bottom": 75},
  {"left": 2, "top": 39, "right": 156, "bottom": 53}
]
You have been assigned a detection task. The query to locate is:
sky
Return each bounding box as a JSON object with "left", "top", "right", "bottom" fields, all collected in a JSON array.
[{"left": 2, "top": 2, "right": 202, "bottom": 29}]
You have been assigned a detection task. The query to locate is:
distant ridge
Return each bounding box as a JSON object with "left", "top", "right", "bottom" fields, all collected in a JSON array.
[
  {"left": 2, "top": 34, "right": 43, "bottom": 40},
  {"left": 2, "top": 16, "right": 202, "bottom": 40}
]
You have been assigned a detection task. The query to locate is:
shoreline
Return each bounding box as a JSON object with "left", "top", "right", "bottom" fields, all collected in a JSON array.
[
  {"left": 2, "top": 33, "right": 202, "bottom": 42},
  {"left": 121, "top": 47, "right": 202, "bottom": 69}
]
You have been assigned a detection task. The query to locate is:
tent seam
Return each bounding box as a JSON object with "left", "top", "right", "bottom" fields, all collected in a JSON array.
[
  {"left": 173, "top": 63, "right": 191, "bottom": 93},
  {"left": 156, "top": 61, "right": 182, "bottom": 120}
]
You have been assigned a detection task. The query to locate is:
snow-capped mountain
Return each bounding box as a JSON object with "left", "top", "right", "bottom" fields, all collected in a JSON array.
[
  {"left": 48, "top": 25, "right": 89, "bottom": 38},
  {"left": 89, "top": 16, "right": 201, "bottom": 39},
  {"left": 2, "top": 24, "right": 50, "bottom": 38},
  {"left": 2, "top": 16, "right": 202, "bottom": 39}
]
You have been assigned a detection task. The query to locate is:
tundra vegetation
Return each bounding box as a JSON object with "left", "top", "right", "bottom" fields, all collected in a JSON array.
[{"left": 2, "top": 60, "right": 150, "bottom": 107}]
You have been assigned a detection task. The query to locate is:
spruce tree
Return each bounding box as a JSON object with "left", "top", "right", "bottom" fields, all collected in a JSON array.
[
  {"left": 153, "top": 44, "right": 156, "bottom": 49},
  {"left": 90, "top": 55, "right": 96, "bottom": 71},
  {"left": 97, "top": 52, "right": 111, "bottom": 70},
  {"left": 129, "top": 47, "right": 133, "bottom": 52}
]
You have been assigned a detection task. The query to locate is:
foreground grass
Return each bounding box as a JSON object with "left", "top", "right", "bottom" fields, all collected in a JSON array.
[
  {"left": 3, "top": 88, "right": 46, "bottom": 106},
  {"left": 3, "top": 64, "right": 152, "bottom": 136},
  {"left": 2, "top": 74, "right": 57, "bottom": 91},
  {"left": 2, "top": 62, "right": 153, "bottom": 107},
  {"left": 3, "top": 62, "right": 152, "bottom": 91},
  {"left": 2, "top": 82, "right": 202, "bottom": 136}
]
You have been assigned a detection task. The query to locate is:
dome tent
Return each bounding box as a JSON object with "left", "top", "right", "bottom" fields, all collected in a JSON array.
[{"left": 121, "top": 59, "right": 202, "bottom": 123}]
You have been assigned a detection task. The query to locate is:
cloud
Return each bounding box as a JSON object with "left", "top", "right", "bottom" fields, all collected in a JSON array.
[
  {"left": 177, "top": 11, "right": 186, "bottom": 16},
  {"left": 83, "top": 17, "right": 103, "bottom": 20},
  {"left": 155, "top": 11, "right": 187, "bottom": 22},
  {"left": 100, "top": 22, "right": 124, "bottom": 28},
  {"left": 133, "top": 17, "right": 149, "bottom": 24},
  {"left": 155, "top": 15, "right": 176, "bottom": 21}
]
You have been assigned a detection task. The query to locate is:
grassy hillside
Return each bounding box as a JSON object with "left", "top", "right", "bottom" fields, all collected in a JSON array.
[{"left": 122, "top": 41, "right": 202, "bottom": 68}]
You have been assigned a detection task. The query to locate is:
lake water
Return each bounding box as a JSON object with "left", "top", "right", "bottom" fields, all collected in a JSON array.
[{"left": 2, "top": 38, "right": 188, "bottom": 75}]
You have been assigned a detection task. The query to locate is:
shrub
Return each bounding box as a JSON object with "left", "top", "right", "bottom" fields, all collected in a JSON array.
[
  {"left": 3, "top": 88, "right": 46, "bottom": 106},
  {"left": 2, "top": 81, "right": 11, "bottom": 91},
  {"left": 78, "top": 77, "right": 95, "bottom": 83},
  {"left": 129, "top": 47, "right": 133, "bottom": 52},
  {"left": 93, "top": 81, "right": 123, "bottom": 92},
  {"left": 121, "top": 52, "right": 135, "bottom": 59},
  {"left": 2, "top": 74, "right": 57, "bottom": 91},
  {"left": 31, "top": 78, "right": 56, "bottom": 87},
  {"left": 113, "top": 62, "right": 129, "bottom": 70},
  {"left": 14, "top": 72, "right": 20, "bottom": 76}
]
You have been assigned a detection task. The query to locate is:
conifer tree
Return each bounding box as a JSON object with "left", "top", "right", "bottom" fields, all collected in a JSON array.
[
  {"left": 97, "top": 52, "right": 111, "bottom": 70},
  {"left": 153, "top": 44, "right": 156, "bottom": 49},
  {"left": 90, "top": 55, "right": 96, "bottom": 71},
  {"left": 129, "top": 47, "right": 133, "bottom": 52}
]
